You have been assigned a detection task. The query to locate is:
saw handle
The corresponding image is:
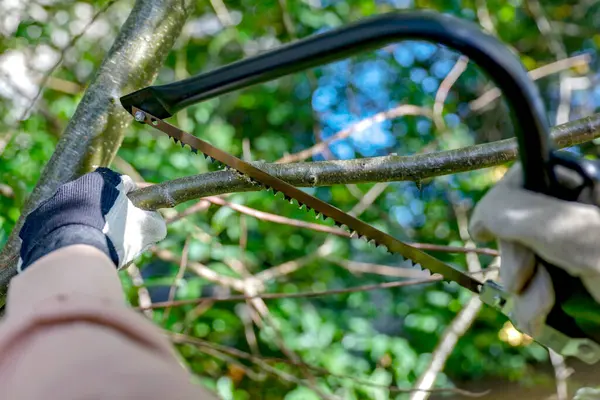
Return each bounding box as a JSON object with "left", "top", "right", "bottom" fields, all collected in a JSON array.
[{"left": 527, "top": 151, "right": 600, "bottom": 345}]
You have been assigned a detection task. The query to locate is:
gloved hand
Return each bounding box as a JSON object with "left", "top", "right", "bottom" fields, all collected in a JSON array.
[
  {"left": 18, "top": 168, "right": 166, "bottom": 271},
  {"left": 469, "top": 164, "right": 600, "bottom": 337},
  {"left": 574, "top": 387, "right": 600, "bottom": 400}
]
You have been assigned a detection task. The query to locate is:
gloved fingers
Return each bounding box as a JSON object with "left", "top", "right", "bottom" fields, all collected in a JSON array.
[
  {"left": 511, "top": 264, "right": 555, "bottom": 337},
  {"left": 469, "top": 173, "right": 600, "bottom": 275},
  {"left": 582, "top": 275, "right": 600, "bottom": 303},
  {"left": 573, "top": 387, "right": 600, "bottom": 400},
  {"left": 498, "top": 240, "right": 556, "bottom": 337},
  {"left": 498, "top": 240, "right": 536, "bottom": 294},
  {"left": 119, "top": 174, "right": 138, "bottom": 194},
  {"left": 139, "top": 209, "right": 167, "bottom": 245}
]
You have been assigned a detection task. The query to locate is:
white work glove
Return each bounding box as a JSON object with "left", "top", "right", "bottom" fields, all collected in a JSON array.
[
  {"left": 469, "top": 164, "right": 600, "bottom": 336},
  {"left": 574, "top": 387, "right": 600, "bottom": 400},
  {"left": 19, "top": 168, "right": 166, "bottom": 271}
]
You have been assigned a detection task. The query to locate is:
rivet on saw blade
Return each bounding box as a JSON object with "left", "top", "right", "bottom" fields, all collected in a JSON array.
[{"left": 134, "top": 110, "right": 146, "bottom": 122}]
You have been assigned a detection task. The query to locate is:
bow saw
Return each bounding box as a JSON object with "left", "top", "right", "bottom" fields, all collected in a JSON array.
[{"left": 121, "top": 11, "right": 600, "bottom": 364}]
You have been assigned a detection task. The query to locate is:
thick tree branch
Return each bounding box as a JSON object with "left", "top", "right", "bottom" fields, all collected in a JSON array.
[
  {"left": 129, "top": 113, "right": 600, "bottom": 210},
  {"left": 0, "top": 0, "right": 195, "bottom": 295}
]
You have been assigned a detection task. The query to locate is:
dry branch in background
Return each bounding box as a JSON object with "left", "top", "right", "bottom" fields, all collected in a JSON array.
[
  {"left": 411, "top": 203, "right": 497, "bottom": 400},
  {"left": 277, "top": 105, "right": 432, "bottom": 163},
  {"left": 0, "top": 0, "right": 196, "bottom": 298},
  {"left": 469, "top": 54, "right": 590, "bottom": 112},
  {"left": 129, "top": 113, "right": 600, "bottom": 210},
  {"left": 162, "top": 238, "right": 191, "bottom": 323},
  {"left": 138, "top": 277, "right": 442, "bottom": 310},
  {"left": 126, "top": 263, "right": 154, "bottom": 319},
  {"left": 168, "top": 332, "right": 489, "bottom": 397},
  {"left": 433, "top": 56, "right": 469, "bottom": 131}
]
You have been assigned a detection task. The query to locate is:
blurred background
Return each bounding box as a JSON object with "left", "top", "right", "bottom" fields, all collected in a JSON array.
[{"left": 2, "top": 0, "right": 600, "bottom": 399}]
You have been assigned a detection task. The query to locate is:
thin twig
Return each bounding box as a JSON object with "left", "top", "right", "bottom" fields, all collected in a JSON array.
[
  {"left": 411, "top": 203, "right": 484, "bottom": 400},
  {"left": 205, "top": 196, "right": 351, "bottom": 238},
  {"left": 162, "top": 238, "right": 190, "bottom": 323},
  {"left": 166, "top": 199, "right": 212, "bottom": 224},
  {"left": 411, "top": 296, "right": 483, "bottom": 400},
  {"left": 126, "top": 263, "right": 153, "bottom": 319},
  {"left": 332, "top": 258, "right": 430, "bottom": 278},
  {"left": 112, "top": 156, "right": 146, "bottom": 182},
  {"left": 167, "top": 332, "right": 489, "bottom": 397},
  {"left": 254, "top": 242, "right": 333, "bottom": 282},
  {"left": 549, "top": 350, "right": 572, "bottom": 400},
  {"left": 408, "top": 242, "right": 498, "bottom": 256},
  {"left": 182, "top": 300, "right": 215, "bottom": 334},
  {"left": 453, "top": 201, "right": 482, "bottom": 274},
  {"left": 171, "top": 331, "right": 335, "bottom": 389},
  {"left": 470, "top": 54, "right": 590, "bottom": 112},
  {"left": 277, "top": 105, "right": 432, "bottom": 163},
  {"left": 237, "top": 303, "right": 261, "bottom": 356},
  {"left": 526, "top": 0, "right": 572, "bottom": 127},
  {"left": 348, "top": 183, "right": 389, "bottom": 217},
  {"left": 153, "top": 248, "right": 246, "bottom": 292},
  {"left": 137, "top": 277, "right": 441, "bottom": 310},
  {"left": 252, "top": 296, "right": 340, "bottom": 400},
  {"left": 475, "top": 0, "right": 496, "bottom": 35},
  {"left": 433, "top": 56, "right": 469, "bottom": 131},
  {"left": 209, "top": 0, "right": 234, "bottom": 26},
  {"left": 526, "top": 0, "right": 566, "bottom": 59}
]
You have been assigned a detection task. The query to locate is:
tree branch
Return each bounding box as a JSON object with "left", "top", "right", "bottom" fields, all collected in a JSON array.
[
  {"left": 129, "top": 113, "right": 600, "bottom": 210},
  {"left": 276, "top": 105, "right": 432, "bottom": 163},
  {"left": 410, "top": 296, "right": 483, "bottom": 400},
  {"left": 0, "top": 0, "right": 195, "bottom": 296},
  {"left": 411, "top": 204, "right": 489, "bottom": 400},
  {"left": 138, "top": 277, "right": 441, "bottom": 310},
  {"left": 433, "top": 56, "right": 469, "bottom": 131},
  {"left": 469, "top": 54, "right": 589, "bottom": 112}
]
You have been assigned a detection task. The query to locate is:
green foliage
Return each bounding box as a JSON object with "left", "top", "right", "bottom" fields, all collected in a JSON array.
[{"left": 2, "top": 0, "right": 600, "bottom": 398}]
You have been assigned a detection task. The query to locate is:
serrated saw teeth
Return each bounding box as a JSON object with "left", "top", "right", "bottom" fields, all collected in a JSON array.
[{"left": 135, "top": 107, "right": 483, "bottom": 295}]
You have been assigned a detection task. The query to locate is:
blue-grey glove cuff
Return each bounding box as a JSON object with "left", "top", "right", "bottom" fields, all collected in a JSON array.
[
  {"left": 19, "top": 224, "right": 117, "bottom": 271},
  {"left": 19, "top": 168, "right": 123, "bottom": 272}
]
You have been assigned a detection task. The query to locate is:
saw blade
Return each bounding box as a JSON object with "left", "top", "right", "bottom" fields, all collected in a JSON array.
[{"left": 134, "top": 107, "right": 482, "bottom": 293}]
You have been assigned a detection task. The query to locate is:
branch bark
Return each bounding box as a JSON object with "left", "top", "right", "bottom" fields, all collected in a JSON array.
[
  {"left": 129, "top": 113, "right": 600, "bottom": 210},
  {"left": 0, "top": 0, "right": 194, "bottom": 299}
]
